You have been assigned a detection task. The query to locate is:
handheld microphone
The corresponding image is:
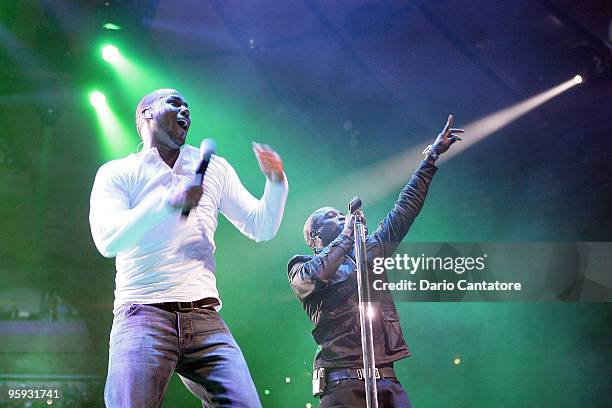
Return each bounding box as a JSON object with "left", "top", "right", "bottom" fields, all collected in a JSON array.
[
  {"left": 181, "top": 138, "right": 216, "bottom": 218},
  {"left": 348, "top": 196, "right": 364, "bottom": 224},
  {"left": 348, "top": 196, "right": 362, "bottom": 214}
]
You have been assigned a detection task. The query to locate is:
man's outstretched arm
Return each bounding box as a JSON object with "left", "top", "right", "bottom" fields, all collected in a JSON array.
[
  {"left": 372, "top": 115, "right": 464, "bottom": 257},
  {"left": 220, "top": 143, "right": 288, "bottom": 242}
]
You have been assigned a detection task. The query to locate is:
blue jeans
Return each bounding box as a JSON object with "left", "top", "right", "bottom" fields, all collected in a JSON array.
[{"left": 104, "top": 304, "right": 262, "bottom": 408}]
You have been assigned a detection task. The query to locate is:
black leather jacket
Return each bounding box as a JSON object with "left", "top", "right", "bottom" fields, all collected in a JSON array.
[{"left": 288, "top": 160, "right": 438, "bottom": 369}]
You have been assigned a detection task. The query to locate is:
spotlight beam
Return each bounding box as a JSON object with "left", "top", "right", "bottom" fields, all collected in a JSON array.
[
  {"left": 89, "top": 92, "right": 134, "bottom": 159},
  {"left": 313, "top": 76, "right": 582, "bottom": 208},
  {"left": 444, "top": 76, "right": 581, "bottom": 160},
  {"left": 102, "top": 45, "right": 121, "bottom": 64},
  {"left": 89, "top": 91, "right": 107, "bottom": 109},
  {"left": 102, "top": 46, "right": 171, "bottom": 101}
]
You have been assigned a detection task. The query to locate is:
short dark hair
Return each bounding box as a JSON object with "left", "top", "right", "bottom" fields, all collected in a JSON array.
[{"left": 135, "top": 88, "right": 184, "bottom": 138}]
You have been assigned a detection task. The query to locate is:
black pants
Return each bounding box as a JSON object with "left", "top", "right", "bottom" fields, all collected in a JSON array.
[{"left": 320, "top": 378, "right": 411, "bottom": 408}]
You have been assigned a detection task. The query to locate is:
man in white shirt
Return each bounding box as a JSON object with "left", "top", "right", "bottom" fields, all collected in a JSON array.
[{"left": 89, "top": 88, "right": 288, "bottom": 407}]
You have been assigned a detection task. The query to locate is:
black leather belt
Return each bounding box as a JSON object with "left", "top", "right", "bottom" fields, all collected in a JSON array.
[
  {"left": 326, "top": 367, "right": 397, "bottom": 382},
  {"left": 148, "top": 297, "right": 220, "bottom": 313}
]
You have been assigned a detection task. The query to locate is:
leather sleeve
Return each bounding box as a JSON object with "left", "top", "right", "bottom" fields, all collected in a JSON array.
[
  {"left": 287, "top": 234, "right": 354, "bottom": 301},
  {"left": 370, "top": 160, "right": 438, "bottom": 258}
]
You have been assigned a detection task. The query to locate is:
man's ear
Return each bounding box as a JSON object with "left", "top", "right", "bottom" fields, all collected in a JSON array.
[{"left": 143, "top": 108, "right": 153, "bottom": 119}]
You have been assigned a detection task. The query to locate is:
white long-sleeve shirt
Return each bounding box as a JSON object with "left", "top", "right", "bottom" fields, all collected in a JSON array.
[{"left": 89, "top": 144, "right": 288, "bottom": 313}]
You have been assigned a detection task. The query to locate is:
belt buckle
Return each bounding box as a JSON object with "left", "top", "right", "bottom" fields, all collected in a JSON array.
[
  {"left": 357, "top": 368, "right": 380, "bottom": 380},
  {"left": 178, "top": 301, "right": 194, "bottom": 312}
]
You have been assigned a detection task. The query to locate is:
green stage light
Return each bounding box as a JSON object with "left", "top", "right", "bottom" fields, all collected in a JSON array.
[
  {"left": 89, "top": 91, "right": 107, "bottom": 109},
  {"left": 102, "top": 45, "right": 120, "bottom": 64},
  {"left": 88, "top": 90, "right": 134, "bottom": 159},
  {"left": 102, "top": 22, "right": 122, "bottom": 31}
]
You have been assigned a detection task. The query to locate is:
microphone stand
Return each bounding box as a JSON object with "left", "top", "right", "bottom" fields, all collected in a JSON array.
[{"left": 349, "top": 197, "right": 378, "bottom": 408}]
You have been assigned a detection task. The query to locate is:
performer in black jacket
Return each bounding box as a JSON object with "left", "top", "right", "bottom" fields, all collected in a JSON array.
[{"left": 288, "top": 115, "right": 463, "bottom": 407}]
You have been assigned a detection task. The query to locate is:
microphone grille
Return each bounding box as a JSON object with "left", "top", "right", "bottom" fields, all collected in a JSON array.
[
  {"left": 200, "top": 138, "right": 216, "bottom": 160},
  {"left": 348, "top": 196, "right": 362, "bottom": 214}
]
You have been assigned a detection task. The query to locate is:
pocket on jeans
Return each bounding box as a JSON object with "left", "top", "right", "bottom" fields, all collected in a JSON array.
[
  {"left": 193, "top": 307, "right": 218, "bottom": 317},
  {"left": 194, "top": 308, "right": 225, "bottom": 325},
  {"left": 115, "top": 303, "right": 142, "bottom": 324}
]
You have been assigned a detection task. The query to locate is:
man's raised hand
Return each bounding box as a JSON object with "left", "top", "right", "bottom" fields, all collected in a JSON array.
[
  {"left": 431, "top": 114, "right": 464, "bottom": 155},
  {"left": 252, "top": 142, "right": 285, "bottom": 182},
  {"left": 341, "top": 210, "right": 365, "bottom": 238}
]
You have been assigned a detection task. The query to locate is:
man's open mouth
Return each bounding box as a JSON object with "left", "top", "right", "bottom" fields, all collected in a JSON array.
[{"left": 177, "top": 118, "right": 188, "bottom": 131}]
